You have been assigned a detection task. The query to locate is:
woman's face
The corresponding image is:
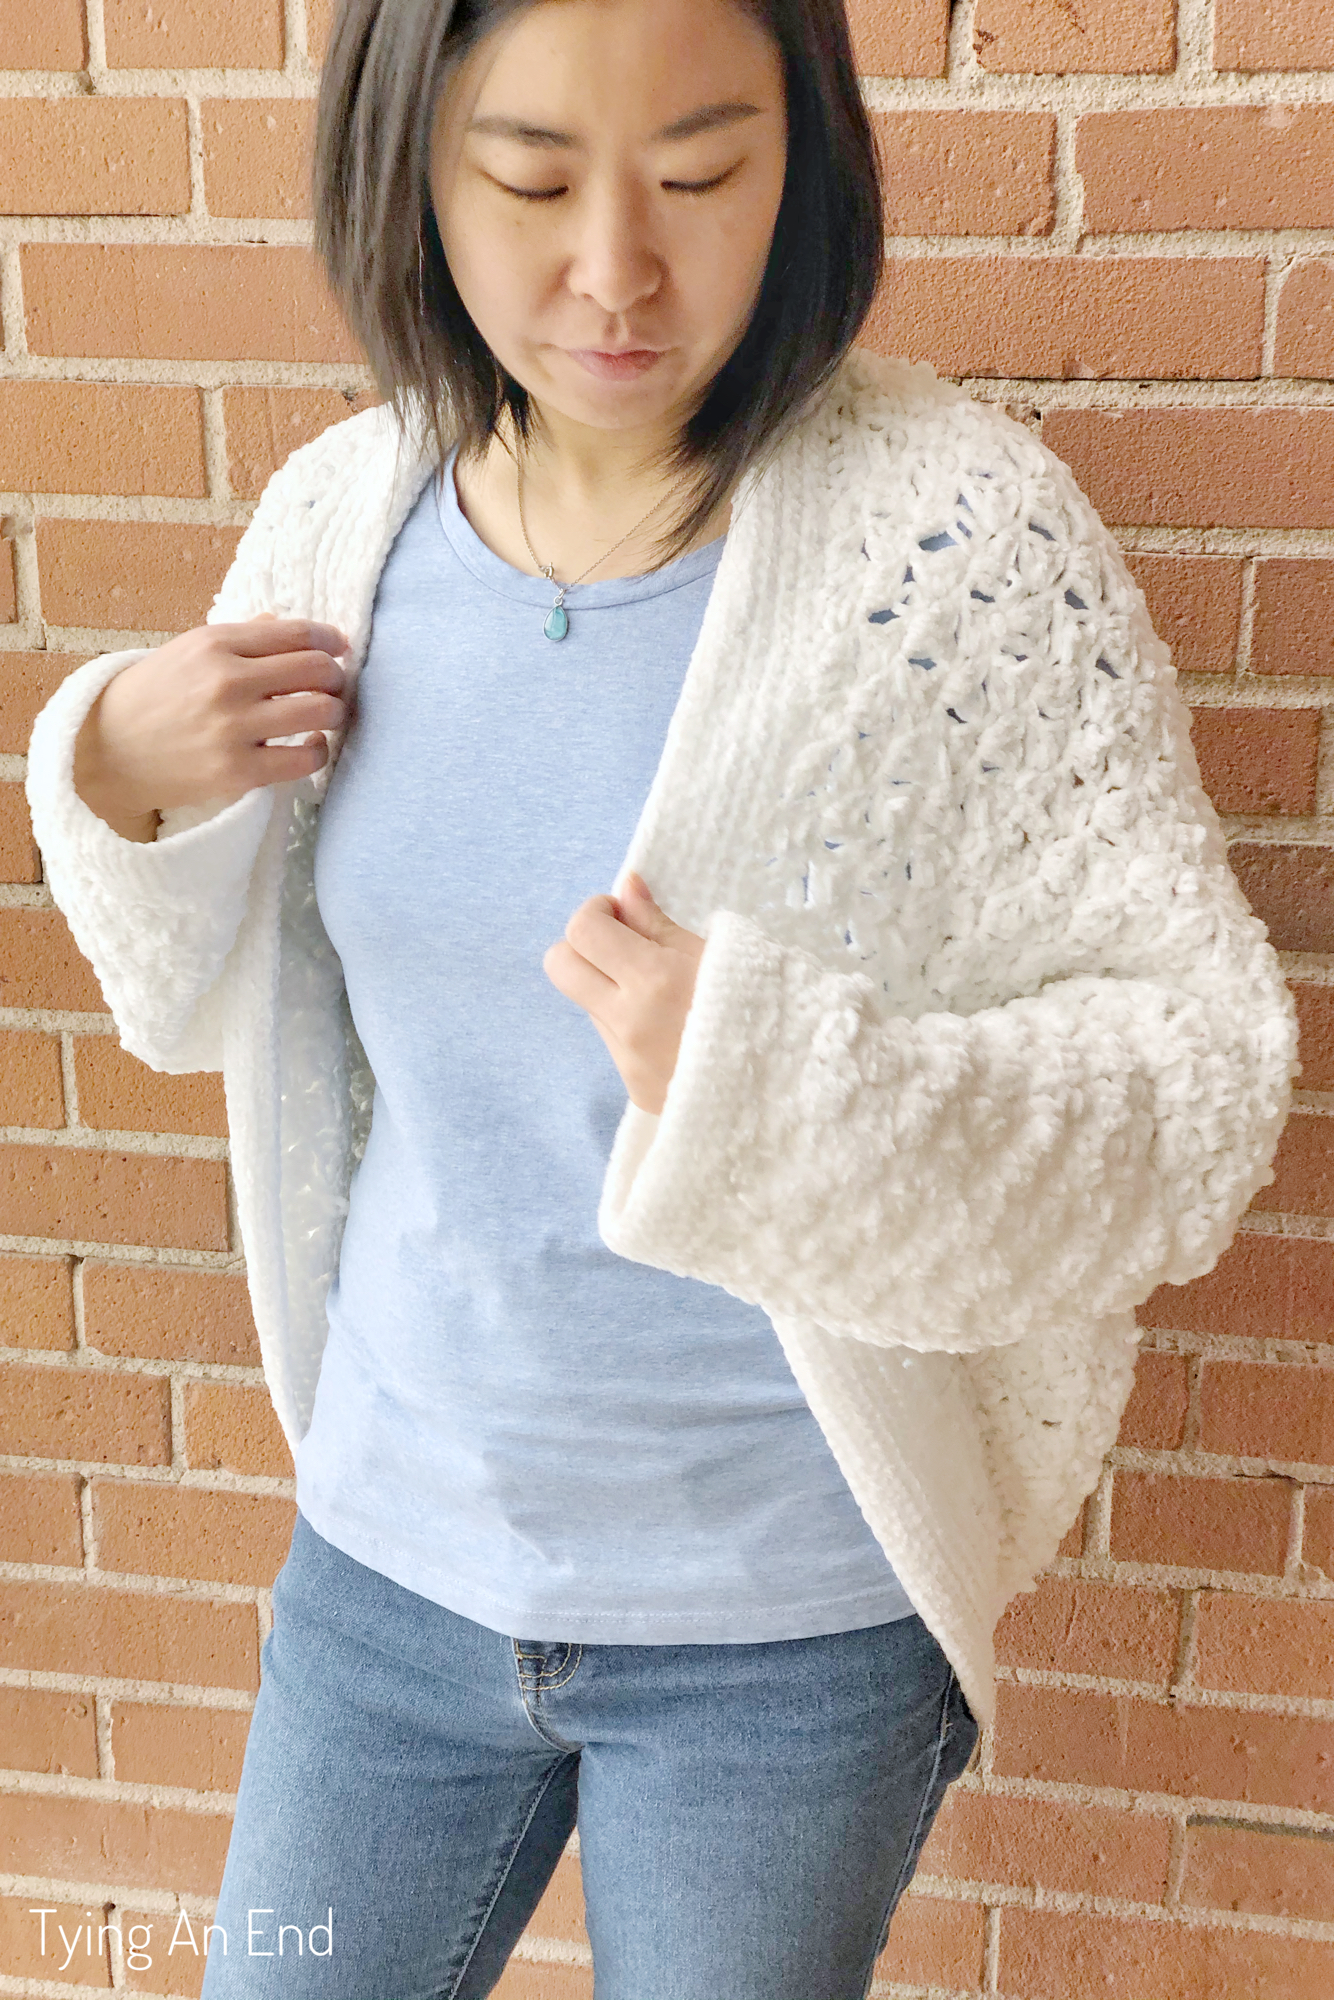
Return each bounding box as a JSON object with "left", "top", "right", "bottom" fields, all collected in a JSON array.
[{"left": 429, "top": 0, "right": 788, "bottom": 439}]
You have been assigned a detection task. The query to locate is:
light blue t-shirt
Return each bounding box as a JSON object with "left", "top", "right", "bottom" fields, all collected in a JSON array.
[{"left": 295, "top": 456, "right": 916, "bottom": 1641}]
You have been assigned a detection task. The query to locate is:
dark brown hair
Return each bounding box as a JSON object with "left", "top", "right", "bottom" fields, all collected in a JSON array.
[{"left": 313, "top": 0, "right": 883, "bottom": 563}]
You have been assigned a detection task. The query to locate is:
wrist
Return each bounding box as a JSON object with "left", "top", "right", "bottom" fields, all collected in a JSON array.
[{"left": 73, "top": 701, "right": 159, "bottom": 844}]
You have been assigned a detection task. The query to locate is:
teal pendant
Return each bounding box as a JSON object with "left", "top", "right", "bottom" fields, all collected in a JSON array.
[{"left": 543, "top": 603, "right": 569, "bottom": 642}]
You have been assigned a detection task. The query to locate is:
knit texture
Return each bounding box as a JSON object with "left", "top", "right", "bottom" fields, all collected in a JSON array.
[{"left": 25, "top": 349, "right": 1299, "bottom": 1729}]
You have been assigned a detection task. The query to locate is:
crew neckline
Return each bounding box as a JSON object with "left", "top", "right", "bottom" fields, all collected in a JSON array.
[{"left": 435, "top": 447, "right": 727, "bottom": 611}]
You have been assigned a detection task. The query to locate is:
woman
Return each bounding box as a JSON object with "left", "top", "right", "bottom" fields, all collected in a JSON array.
[{"left": 27, "top": 0, "right": 1298, "bottom": 1995}]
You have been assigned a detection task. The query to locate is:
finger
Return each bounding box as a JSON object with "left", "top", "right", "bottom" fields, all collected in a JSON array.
[
  {"left": 247, "top": 737, "right": 330, "bottom": 783},
  {"left": 243, "top": 689, "right": 347, "bottom": 738},
  {"left": 236, "top": 650, "right": 349, "bottom": 700},
  {"left": 212, "top": 618, "right": 350, "bottom": 659},
  {"left": 544, "top": 936, "right": 618, "bottom": 1011},
  {"left": 565, "top": 896, "right": 655, "bottom": 984}
]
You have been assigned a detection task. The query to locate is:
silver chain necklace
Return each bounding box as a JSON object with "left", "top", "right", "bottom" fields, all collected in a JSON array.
[{"left": 516, "top": 456, "right": 673, "bottom": 642}]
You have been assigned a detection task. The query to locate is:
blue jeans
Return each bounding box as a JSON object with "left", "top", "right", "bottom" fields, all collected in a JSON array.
[{"left": 199, "top": 1509, "right": 977, "bottom": 2000}]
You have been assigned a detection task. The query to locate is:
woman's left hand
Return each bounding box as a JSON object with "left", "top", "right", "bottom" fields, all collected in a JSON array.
[{"left": 543, "top": 871, "right": 706, "bottom": 1116}]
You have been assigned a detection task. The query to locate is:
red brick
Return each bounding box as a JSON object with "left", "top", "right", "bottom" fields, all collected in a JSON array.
[
  {"left": 0, "top": 1893, "right": 116, "bottom": 1987},
  {"left": 0, "top": 1791, "right": 232, "bottom": 1898},
  {"left": 974, "top": 0, "right": 1175, "bottom": 73},
  {"left": 0, "top": 1143, "right": 229, "bottom": 1252},
  {"left": 37, "top": 520, "right": 242, "bottom": 635},
  {"left": 1251, "top": 1110, "right": 1334, "bottom": 1218},
  {"left": 0, "top": 651, "right": 85, "bottom": 754},
  {"left": 22, "top": 244, "right": 360, "bottom": 364},
  {"left": 0, "top": 780, "right": 39, "bottom": 881},
  {"left": 83, "top": 1262, "right": 259, "bottom": 1367},
  {"left": 1042, "top": 408, "right": 1334, "bottom": 529},
  {"left": 492, "top": 1964, "right": 591, "bottom": 2000},
  {"left": 846, "top": 0, "right": 950, "bottom": 77},
  {"left": 1216, "top": 0, "right": 1334, "bottom": 71},
  {"left": 0, "top": 384, "right": 205, "bottom": 498},
  {"left": 0, "top": 1574, "right": 257, "bottom": 1687},
  {"left": 0, "top": 99, "right": 188, "bottom": 217},
  {"left": 1228, "top": 844, "right": 1334, "bottom": 955},
  {"left": 202, "top": 98, "right": 314, "bottom": 220},
  {"left": 223, "top": 386, "right": 375, "bottom": 498},
  {"left": 1079, "top": 107, "right": 1334, "bottom": 233},
  {"left": 994, "top": 1576, "right": 1180, "bottom": 1683},
  {"left": 0, "top": 1031, "right": 64, "bottom": 1127},
  {"left": 0, "top": 908, "right": 105, "bottom": 1011},
  {"left": 919, "top": 1789, "right": 1172, "bottom": 1900},
  {"left": 866, "top": 256, "right": 1263, "bottom": 381},
  {"left": 306, "top": 0, "right": 336, "bottom": 62},
  {"left": 183, "top": 1381, "right": 292, "bottom": 1477},
  {"left": 1110, "top": 1471, "right": 1291, "bottom": 1575},
  {"left": 1291, "top": 981, "right": 1334, "bottom": 1091},
  {"left": 0, "top": 1254, "right": 75, "bottom": 1351},
  {"left": 0, "top": 3, "right": 86, "bottom": 67},
  {"left": 1182, "top": 1818, "right": 1334, "bottom": 1921},
  {"left": 875, "top": 1892, "right": 985, "bottom": 1990},
  {"left": 523, "top": 1850, "right": 587, "bottom": 1948},
  {"left": 1275, "top": 260, "right": 1334, "bottom": 379},
  {"left": 1125, "top": 555, "right": 1243, "bottom": 678},
  {"left": 1195, "top": 1212, "right": 1313, "bottom": 1336},
  {"left": 0, "top": 1685, "right": 97, "bottom": 1777},
  {"left": 872, "top": 112, "right": 1055, "bottom": 237},
  {"left": 999, "top": 1904, "right": 1334, "bottom": 2000},
  {"left": 74, "top": 1038, "right": 227, "bottom": 1138},
  {"left": 1117, "top": 1349, "right": 1190, "bottom": 1448},
  {"left": 112, "top": 1700, "right": 251, "bottom": 1791},
  {"left": 1200, "top": 1359, "right": 1334, "bottom": 1467},
  {"left": 1188, "top": 706, "right": 1320, "bottom": 815},
  {"left": 1303, "top": 1486, "right": 1334, "bottom": 1578},
  {"left": 1195, "top": 1590, "right": 1334, "bottom": 1700},
  {"left": 104, "top": 0, "right": 284, "bottom": 68},
  {"left": 93, "top": 1482, "right": 294, "bottom": 1587},
  {"left": 0, "top": 1359, "right": 171, "bottom": 1465},
  {"left": 992, "top": 1683, "right": 1334, "bottom": 1812},
  {"left": 1252, "top": 559, "right": 1334, "bottom": 676},
  {"left": 0, "top": 1469, "right": 82, "bottom": 1563}
]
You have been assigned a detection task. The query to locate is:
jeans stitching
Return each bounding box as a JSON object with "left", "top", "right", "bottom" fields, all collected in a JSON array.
[
  {"left": 514, "top": 1643, "right": 583, "bottom": 1693},
  {"left": 855, "top": 1665, "right": 958, "bottom": 2000},
  {"left": 511, "top": 1640, "right": 585, "bottom": 1750},
  {"left": 440, "top": 1749, "right": 579, "bottom": 2000}
]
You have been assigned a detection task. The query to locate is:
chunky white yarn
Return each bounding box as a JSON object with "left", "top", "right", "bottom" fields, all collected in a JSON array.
[{"left": 26, "top": 349, "right": 1299, "bottom": 1729}]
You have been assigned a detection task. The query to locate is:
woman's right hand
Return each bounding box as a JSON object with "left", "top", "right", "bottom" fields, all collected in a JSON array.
[{"left": 72, "top": 617, "right": 351, "bottom": 843}]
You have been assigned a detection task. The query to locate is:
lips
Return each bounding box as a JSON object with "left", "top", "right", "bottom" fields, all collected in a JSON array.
[{"left": 567, "top": 348, "right": 666, "bottom": 381}]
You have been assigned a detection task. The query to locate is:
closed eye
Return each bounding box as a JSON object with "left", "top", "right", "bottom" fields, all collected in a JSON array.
[
  {"left": 662, "top": 167, "right": 738, "bottom": 194},
  {"left": 495, "top": 166, "right": 740, "bottom": 201},
  {"left": 496, "top": 181, "right": 568, "bottom": 201}
]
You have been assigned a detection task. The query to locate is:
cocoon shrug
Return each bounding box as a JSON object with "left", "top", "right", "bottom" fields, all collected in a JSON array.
[{"left": 26, "top": 349, "right": 1300, "bottom": 1729}]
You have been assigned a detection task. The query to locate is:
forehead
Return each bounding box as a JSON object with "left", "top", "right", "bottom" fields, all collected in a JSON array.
[{"left": 458, "top": 0, "right": 783, "bottom": 136}]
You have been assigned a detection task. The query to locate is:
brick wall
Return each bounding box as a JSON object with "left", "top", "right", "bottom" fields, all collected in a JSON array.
[{"left": 2, "top": 1, "right": 1332, "bottom": 1994}]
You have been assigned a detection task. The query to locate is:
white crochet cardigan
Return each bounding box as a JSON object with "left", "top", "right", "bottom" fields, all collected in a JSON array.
[{"left": 26, "top": 349, "right": 1299, "bottom": 1730}]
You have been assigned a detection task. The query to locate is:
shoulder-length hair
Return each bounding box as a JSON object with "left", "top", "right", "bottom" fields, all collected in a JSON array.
[{"left": 313, "top": 0, "right": 883, "bottom": 564}]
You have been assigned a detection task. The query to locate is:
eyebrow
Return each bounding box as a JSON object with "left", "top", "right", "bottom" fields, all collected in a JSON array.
[{"left": 467, "top": 101, "right": 765, "bottom": 149}]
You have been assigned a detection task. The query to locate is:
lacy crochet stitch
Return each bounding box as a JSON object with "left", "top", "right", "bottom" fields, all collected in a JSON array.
[{"left": 25, "top": 349, "right": 1300, "bottom": 1729}]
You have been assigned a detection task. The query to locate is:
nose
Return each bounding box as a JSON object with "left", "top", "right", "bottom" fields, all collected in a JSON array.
[{"left": 564, "top": 174, "right": 662, "bottom": 321}]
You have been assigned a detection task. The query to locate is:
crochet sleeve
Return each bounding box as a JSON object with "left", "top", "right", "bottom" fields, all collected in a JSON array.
[
  {"left": 23, "top": 449, "right": 304, "bottom": 1073},
  {"left": 597, "top": 494, "right": 1300, "bottom": 1355}
]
